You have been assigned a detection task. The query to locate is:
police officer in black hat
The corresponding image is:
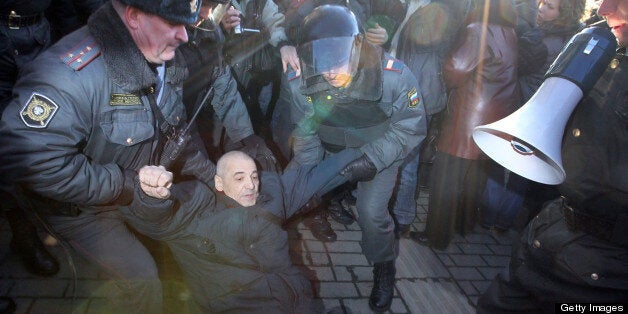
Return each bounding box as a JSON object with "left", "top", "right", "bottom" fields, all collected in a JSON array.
[
  {"left": 0, "top": 0, "right": 216, "bottom": 312},
  {"left": 290, "top": 5, "right": 426, "bottom": 311}
]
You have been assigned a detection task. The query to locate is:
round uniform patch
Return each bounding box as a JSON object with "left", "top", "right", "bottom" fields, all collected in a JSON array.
[{"left": 20, "top": 93, "right": 59, "bottom": 128}]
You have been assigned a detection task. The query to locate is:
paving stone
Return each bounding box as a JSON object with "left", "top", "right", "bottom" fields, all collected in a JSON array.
[
  {"left": 328, "top": 253, "right": 369, "bottom": 266},
  {"left": 29, "top": 298, "right": 88, "bottom": 314},
  {"left": 492, "top": 230, "right": 519, "bottom": 245},
  {"left": 335, "top": 231, "right": 362, "bottom": 241},
  {"left": 9, "top": 279, "right": 68, "bottom": 298},
  {"left": 320, "top": 298, "right": 341, "bottom": 312},
  {"left": 477, "top": 267, "right": 504, "bottom": 280},
  {"left": 318, "top": 282, "right": 358, "bottom": 298},
  {"left": 355, "top": 281, "right": 373, "bottom": 297},
  {"left": 488, "top": 244, "right": 513, "bottom": 256},
  {"left": 457, "top": 280, "right": 478, "bottom": 296},
  {"left": 397, "top": 240, "right": 449, "bottom": 278},
  {"left": 437, "top": 254, "right": 455, "bottom": 267},
  {"left": 310, "top": 266, "right": 335, "bottom": 281},
  {"left": 325, "top": 241, "right": 362, "bottom": 253},
  {"left": 341, "top": 298, "right": 373, "bottom": 313},
  {"left": 333, "top": 266, "right": 353, "bottom": 281},
  {"left": 450, "top": 254, "right": 487, "bottom": 267},
  {"left": 448, "top": 267, "right": 484, "bottom": 281},
  {"left": 352, "top": 266, "right": 374, "bottom": 282},
  {"left": 396, "top": 279, "right": 474, "bottom": 314},
  {"left": 451, "top": 234, "right": 468, "bottom": 244},
  {"left": 458, "top": 243, "right": 493, "bottom": 255},
  {"left": 482, "top": 255, "right": 511, "bottom": 267},
  {"left": 465, "top": 233, "right": 497, "bottom": 244},
  {"left": 433, "top": 244, "right": 462, "bottom": 254},
  {"left": 472, "top": 280, "right": 492, "bottom": 295},
  {"left": 304, "top": 240, "right": 326, "bottom": 252},
  {"left": 309, "top": 252, "right": 330, "bottom": 266}
]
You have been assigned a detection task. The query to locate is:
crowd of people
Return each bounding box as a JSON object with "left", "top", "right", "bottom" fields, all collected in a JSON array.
[{"left": 0, "top": 0, "right": 625, "bottom": 313}]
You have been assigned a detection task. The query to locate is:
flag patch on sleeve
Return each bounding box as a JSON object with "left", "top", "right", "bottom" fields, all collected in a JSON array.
[{"left": 407, "top": 87, "right": 420, "bottom": 108}]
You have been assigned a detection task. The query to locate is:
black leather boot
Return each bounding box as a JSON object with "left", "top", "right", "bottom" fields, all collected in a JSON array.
[
  {"left": 327, "top": 198, "right": 355, "bottom": 225},
  {"left": 6, "top": 209, "right": 59, "bottom": 276},
  {"left": 303, "top": 212, "right": 337, "bottom": 242},
  {"left": 0, "top": 297, "right": 15, "bottom": 314},
  {"left": 369, "top": 260, "right": 396, "bottom": 312}
]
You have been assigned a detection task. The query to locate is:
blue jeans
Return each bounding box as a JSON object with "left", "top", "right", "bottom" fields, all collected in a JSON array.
[{"left": 391, "top": 115, "right": 431, "bottom": 225}]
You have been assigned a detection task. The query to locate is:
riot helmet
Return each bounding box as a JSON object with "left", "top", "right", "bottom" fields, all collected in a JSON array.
[{"left": 298, "top": 5, "right": 363, "bottom": 89}]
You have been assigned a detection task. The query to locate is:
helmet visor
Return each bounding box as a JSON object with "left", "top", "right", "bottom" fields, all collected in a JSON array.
[{"left": 298, "top": 36, "right": 361, "bottom": 84}]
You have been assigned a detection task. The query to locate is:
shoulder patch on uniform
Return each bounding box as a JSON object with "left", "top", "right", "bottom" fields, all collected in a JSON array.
[
  {"left": 407, "top": 87, "right": 420, "bottom": 108},
  {"left": 20, "top": 93, "right": 59, "bottom": 128},
  {"left": 287, "top": 68, "right": 301, "bottom": 81},
  {"left": 383, "top": 58, "right": 403, "bottom": 73},
  {"left": 60, "top": 37, "right": 101, "bottom": 71}
]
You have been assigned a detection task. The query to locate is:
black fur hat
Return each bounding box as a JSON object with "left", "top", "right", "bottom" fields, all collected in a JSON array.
[{"left": 119, "top": 0, "right": 202, "bottom": 24}]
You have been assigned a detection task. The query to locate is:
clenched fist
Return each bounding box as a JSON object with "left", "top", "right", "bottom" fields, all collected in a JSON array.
[{"left": 138, "top": 165, "right": 173, "bottom": 199}]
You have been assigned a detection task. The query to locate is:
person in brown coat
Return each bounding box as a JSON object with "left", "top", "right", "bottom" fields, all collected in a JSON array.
[{"left": 412, "top": 0, "right": 520, "bottom": 249}]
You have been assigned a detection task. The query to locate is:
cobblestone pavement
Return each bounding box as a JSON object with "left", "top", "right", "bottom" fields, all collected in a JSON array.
[{"left": 0, "top": 190, "right": 519, "bottom": 313}]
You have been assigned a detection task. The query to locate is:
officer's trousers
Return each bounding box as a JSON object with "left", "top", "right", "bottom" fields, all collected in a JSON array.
[
  {"left": 355, "top": 161, "right": 400, "bottom": 263},
  {"left": 47, "top": 210, "right": 163, "bottom": 313}
]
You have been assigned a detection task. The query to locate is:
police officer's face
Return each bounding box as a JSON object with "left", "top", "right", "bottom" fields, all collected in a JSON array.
[
  {"left": 128, "top": 8, "right": 189, "bottom": 64},
  {"left": 598, "top": 0, "right": 628, "bottom": 47},
  {"left": 322, "top": 63, "right": 353, "bottom": 88},
  {"left": 215, "top": 156, "right": 260, "bottom": 207}
]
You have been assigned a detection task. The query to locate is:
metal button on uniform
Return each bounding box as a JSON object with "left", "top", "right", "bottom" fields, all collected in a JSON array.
[
  {"left": 591, "top": 273, "right": 599, "bottom": 280},
  {"left": 533, "top": 240, "right": 541, "bottom": 248},
  {"left": 126, "top": 138, "right": 133, "bottom": 144},
  {"left": 14, "top": 50, "right": 19, "bottom": 55},
  {"left": 572, "top": 128, "right": 581, "bottom": 138},
  {"left": 249, "top": 244, "right": 254, "bottom": 249},
  {"left": 203, "top": 239, "right": 210, "bottom": 245},
  {"left": 610, "top": 59, "right": 619, "bottom": 69}
]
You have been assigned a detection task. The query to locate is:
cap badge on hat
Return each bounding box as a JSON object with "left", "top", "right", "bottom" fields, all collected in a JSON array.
[{"left": 190, "top": 0, "right": 198, "bottom": 13}]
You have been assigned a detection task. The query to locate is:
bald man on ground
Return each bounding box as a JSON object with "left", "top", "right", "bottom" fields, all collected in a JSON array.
[{"left": 121, "top": 148, "right": 363, "bottom": 313}]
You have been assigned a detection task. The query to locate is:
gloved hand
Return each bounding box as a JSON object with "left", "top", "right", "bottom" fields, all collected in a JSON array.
[
  {"left": 340, "top": 154, "right": 377, "bottom": 182},
  {"left": 240, "top": 134, "right": 280, "bottom": 173}
]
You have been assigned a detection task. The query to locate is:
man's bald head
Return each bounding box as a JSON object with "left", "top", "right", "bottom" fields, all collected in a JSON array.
[{"left": 215, "top": 151, "right": 259, "bottom": 207}]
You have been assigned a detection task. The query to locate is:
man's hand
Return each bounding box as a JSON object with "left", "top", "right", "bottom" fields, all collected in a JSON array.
[
  {"left": 220, "top": 6, "right": 241, "bottom": 32},
  {"left": 280, "top": 45, "right": 300, "bottom": 73},
  {"left": 366, "top": 23, "right": 388, "bottom": 46},
  {"left": 138, "top": 166, "right": 173, "bottom": 199},
  {"left": 340, "top": 154, "right": 377, "bottom": 182}
]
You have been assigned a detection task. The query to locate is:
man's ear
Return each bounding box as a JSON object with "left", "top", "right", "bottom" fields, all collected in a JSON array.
[
  {"left": 125, "top": 5, "right": 142, "bottom": 29},
  {"left": 214, "top": 175, "right": 224, "bottom": 192}
]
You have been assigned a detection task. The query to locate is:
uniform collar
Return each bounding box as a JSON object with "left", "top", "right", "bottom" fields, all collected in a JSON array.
[{"left": 87, "top": 2, "right": 188, "bottom": 92}]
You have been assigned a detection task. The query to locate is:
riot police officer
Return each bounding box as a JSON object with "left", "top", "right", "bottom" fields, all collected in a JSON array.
[{"left": 290, "top": 5, "right": 427, "bottom": 311}]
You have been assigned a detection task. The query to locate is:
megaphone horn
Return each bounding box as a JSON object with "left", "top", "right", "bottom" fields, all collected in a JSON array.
[{"left": 472, "top": 24, "right": 617, "bottom": 185}]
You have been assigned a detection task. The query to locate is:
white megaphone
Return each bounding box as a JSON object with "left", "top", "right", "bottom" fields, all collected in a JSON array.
[{"left": 472, "top": 24, "right": 617, "bottom": 185}]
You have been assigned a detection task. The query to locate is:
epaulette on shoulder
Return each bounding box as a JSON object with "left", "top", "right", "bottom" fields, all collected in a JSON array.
[
  {"left": 60, "top": 37, "right": 101, "bottom": 71},
  {"left": 382, "top": 58, "right": 403, "bottom": 73}
]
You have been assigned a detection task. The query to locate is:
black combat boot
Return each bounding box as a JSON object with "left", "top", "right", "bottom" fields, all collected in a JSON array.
[
  {"left": 327, "top": 196, "right": 355, "bottom": 225},
  {"left": 6, "top": 209, "right": 59, "bottom": 276},
  {"left": 0, "top": 297, "right": 15, "bottom": 314},
  {"left": 369, "top": 260, "right": 396, "bottom": 312},
  {"left": 303, "top": 212, "right": 337, "bottom": 242}
]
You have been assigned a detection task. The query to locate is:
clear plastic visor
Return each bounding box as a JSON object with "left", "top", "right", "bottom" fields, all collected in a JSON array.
[{"left": 298, "top": 36, "right": 360, "bottom": 81}]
